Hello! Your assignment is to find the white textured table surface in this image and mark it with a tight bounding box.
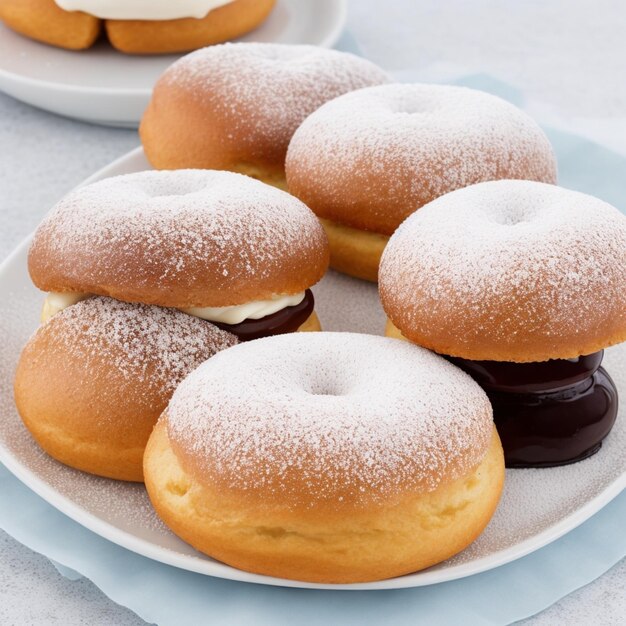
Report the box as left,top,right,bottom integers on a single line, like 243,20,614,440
0,0,624,623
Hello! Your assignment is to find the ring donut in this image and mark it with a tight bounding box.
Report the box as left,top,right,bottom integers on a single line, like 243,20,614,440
28,169,329,340
144,332,504,583
286,83,557,281
380,180,626,467
380,180,626,362
140,43,389,188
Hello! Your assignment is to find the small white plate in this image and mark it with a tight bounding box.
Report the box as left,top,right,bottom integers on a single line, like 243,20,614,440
0,0,347,127
0,147,625,591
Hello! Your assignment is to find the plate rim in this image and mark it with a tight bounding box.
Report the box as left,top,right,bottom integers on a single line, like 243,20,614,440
0,145,624,591
0,0,348,98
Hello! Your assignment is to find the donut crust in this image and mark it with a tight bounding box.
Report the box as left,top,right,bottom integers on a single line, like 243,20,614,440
0,0,275,53
14,304,319,482
28,170,330,309
140,44,389,179
386,309,626,363
379,181,626,362
286,84,557,238
145,420,504,583
297,311,321,333
0,0,100,50
13,298,238,482
320,218,389,283
106,0,276,54
385,318,406,341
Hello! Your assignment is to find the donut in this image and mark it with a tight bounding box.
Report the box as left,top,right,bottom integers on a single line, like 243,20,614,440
105,0,276,54
0,0,276,53
29,169,329,340
14,297,237,481
380,180,626,467
140,43,390,188
286,83,558,281
0,0,99,50
144,332,505,583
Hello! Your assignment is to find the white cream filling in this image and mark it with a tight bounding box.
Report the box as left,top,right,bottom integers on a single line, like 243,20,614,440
182,293,305,325
41,292,90,322
53,0,234,21
41,291,305,326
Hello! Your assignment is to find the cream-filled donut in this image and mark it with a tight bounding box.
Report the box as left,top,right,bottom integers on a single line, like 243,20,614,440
14,297,237,481
144,332,505,583
140,43,390,188
380,180,626,467
0,0,276,53
29,169,329,340
286,83,557,281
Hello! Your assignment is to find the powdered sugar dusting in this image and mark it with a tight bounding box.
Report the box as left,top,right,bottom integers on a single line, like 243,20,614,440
29,169,327,306
161,42,389,153
167,332,493,508
36,296,237,406
286,83,557,234
380,180,626,359
0,258,625,581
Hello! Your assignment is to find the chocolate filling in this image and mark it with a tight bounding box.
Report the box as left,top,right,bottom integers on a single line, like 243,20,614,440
212,290,315,341
447,351,618,468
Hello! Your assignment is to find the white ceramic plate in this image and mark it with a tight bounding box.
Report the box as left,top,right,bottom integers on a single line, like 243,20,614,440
0,147,625,591
0,0,347,127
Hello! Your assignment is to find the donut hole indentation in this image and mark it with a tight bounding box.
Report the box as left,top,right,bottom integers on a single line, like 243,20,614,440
488,203,537,226
308,389,343,397
305,380,347,397
388,98,435,116
139,179,210,199
147,188,205,199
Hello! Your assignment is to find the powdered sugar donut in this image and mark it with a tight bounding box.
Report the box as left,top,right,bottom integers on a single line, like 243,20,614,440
286,83,557,281
144,332,504,583
380,180,626,362
380,180,626,468
140,43,389,188
14,297,237,482
29,169,329,340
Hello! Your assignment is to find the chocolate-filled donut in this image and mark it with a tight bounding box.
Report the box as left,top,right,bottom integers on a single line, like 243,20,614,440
214,290,315,341
447,352,618,467
17,169,329,482
381,180,626,467
30,169,329,337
